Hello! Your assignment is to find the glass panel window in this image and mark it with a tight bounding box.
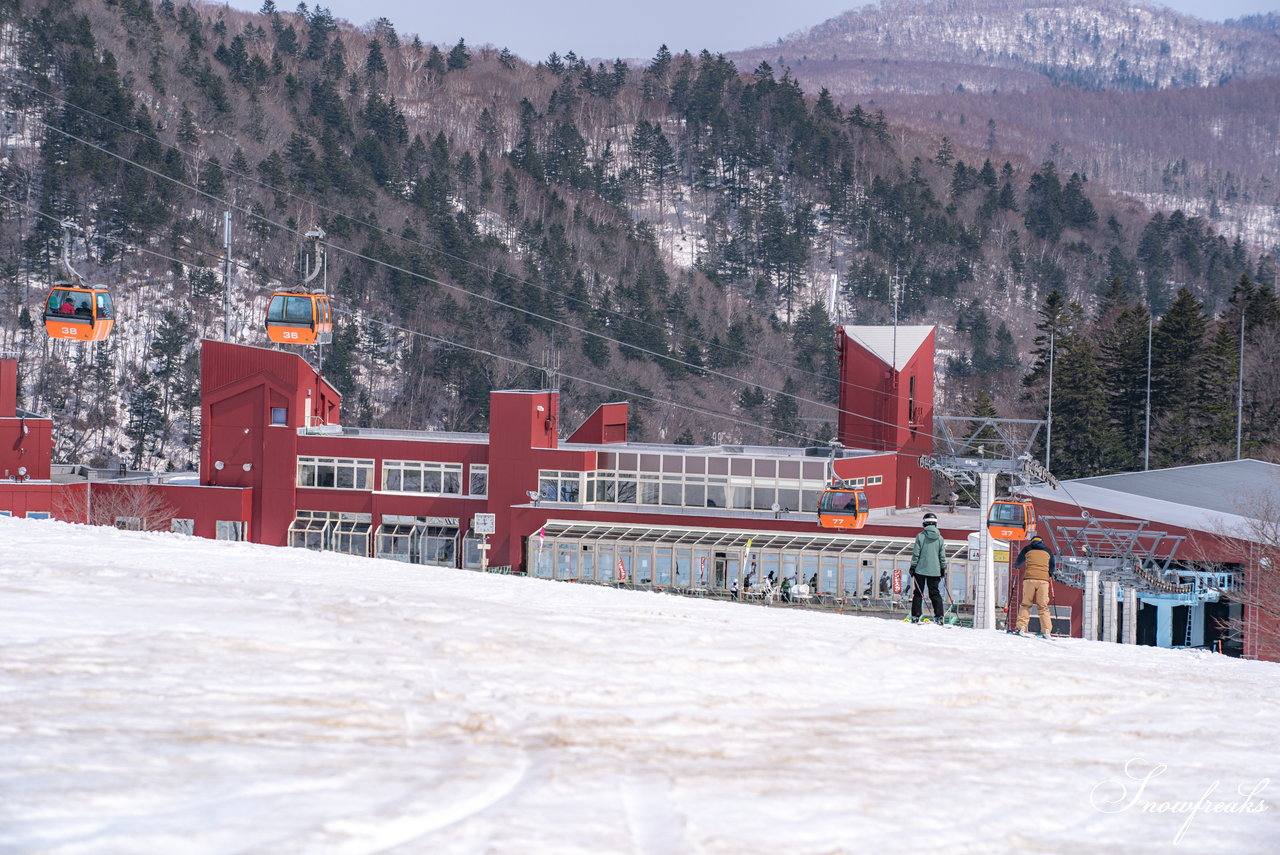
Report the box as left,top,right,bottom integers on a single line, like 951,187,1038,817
558,473,579,503
655,551,672,586
537,470,582,503
469,464,488,496
674,550,692,586
382,461,463,495
299,457,373,491
216,520,244,541
556,544,578,580
171,518,195,535
271,407,288,425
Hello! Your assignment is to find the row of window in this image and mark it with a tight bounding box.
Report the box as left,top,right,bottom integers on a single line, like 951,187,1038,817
294,457,883,514
0,512,245,540
529,539,986,602
839,475,884,488
297,457,488,496
286,509,484,567
595,451,830,481
169,519,243,540
544,469,846,513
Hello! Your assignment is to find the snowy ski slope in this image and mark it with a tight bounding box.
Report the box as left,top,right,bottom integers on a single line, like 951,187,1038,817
1,517,1276,854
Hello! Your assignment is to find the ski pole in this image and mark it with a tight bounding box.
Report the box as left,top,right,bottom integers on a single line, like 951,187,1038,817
942,577,956,624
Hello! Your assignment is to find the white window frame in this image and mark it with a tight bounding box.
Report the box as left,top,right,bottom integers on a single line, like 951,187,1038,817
469,464,488,497
297,456,374,490
381,460,463,495
26,511,51,520
539,470,583,503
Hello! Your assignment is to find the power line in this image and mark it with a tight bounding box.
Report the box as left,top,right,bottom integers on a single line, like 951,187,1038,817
12,109,944,448
3,71,908,405
2,189,925,454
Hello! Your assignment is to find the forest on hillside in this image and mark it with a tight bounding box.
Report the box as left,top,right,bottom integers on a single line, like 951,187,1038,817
0,0,1277,485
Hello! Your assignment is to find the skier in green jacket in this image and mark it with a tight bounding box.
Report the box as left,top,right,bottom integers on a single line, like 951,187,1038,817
909,512,948,623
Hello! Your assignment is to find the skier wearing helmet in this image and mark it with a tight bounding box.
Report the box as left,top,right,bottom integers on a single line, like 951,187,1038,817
908,512,947,623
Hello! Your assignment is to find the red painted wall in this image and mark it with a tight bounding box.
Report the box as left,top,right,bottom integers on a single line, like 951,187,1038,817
567,402,628,444
0,416,52,483
834,328,934,508
200,340,339,545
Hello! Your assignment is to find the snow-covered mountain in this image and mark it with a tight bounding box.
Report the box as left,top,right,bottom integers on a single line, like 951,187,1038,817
736,0,1280,91
2,516,1277,853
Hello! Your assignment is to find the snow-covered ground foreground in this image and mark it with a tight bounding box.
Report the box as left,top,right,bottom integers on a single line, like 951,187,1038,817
1,518,1276,854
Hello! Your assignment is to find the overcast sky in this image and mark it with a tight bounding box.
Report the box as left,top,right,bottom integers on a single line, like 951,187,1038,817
234,1,1280,62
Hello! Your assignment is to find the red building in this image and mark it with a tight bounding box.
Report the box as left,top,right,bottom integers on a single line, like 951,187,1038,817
1024,463,1280,661
2,326,975,600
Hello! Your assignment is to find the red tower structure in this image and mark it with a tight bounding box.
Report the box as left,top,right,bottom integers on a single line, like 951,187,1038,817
833,326,934,508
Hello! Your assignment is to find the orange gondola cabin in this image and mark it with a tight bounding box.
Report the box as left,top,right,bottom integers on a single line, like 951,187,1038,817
265,292,333,345
817,487,869,530
987,499,1037,541
43,285,114,342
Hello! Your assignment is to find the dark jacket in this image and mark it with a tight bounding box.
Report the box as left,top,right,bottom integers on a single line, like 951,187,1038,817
910,525,947,577
1015,540,1056,581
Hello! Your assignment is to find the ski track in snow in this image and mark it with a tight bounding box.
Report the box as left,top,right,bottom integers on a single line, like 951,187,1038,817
1,517,1278,854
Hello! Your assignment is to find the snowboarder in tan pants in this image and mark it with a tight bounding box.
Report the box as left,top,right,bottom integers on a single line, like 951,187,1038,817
1014,535,1056,637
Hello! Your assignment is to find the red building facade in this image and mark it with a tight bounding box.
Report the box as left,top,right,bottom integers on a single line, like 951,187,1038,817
1,328,985,625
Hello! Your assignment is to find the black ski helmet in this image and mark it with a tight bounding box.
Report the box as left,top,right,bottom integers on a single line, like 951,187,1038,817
922,512,938,527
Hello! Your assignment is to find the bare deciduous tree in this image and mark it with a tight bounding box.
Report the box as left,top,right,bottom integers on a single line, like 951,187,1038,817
54,483,179,532
1214,485,1280,661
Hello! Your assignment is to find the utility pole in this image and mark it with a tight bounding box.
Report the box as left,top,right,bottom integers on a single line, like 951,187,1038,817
1044,332,1054,471
919,415,1050,631
223,210,233,342
1144,314,1153,471
1236,303,1245,459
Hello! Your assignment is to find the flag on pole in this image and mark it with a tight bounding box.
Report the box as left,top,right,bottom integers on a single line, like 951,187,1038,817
617,557,626,581
538,526,545,546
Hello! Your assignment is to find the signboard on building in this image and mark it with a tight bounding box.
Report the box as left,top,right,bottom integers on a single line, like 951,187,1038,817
473,513,496,534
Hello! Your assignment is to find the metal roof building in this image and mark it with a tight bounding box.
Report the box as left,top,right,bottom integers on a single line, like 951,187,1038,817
1024,460,1280,661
